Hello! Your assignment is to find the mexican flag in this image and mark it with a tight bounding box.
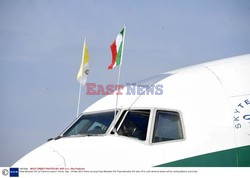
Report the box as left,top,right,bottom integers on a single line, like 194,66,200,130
108,27,125,70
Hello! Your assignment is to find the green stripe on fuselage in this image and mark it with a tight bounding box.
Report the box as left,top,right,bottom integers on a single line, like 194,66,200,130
155,145,250,167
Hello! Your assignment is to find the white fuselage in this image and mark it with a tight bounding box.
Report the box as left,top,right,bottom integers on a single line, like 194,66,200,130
14,54,250,167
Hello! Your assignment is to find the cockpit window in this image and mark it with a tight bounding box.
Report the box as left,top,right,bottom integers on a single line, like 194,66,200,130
117,110,150,141
63,111,115,136
153,111,183,143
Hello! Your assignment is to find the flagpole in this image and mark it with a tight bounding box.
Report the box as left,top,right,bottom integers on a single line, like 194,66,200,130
114,25,126,120
76,37,86,117
76,82,82,116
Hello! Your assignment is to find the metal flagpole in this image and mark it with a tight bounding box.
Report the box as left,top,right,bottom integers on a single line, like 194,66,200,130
76,82,82,117
114,25,126,120
76,37,86,117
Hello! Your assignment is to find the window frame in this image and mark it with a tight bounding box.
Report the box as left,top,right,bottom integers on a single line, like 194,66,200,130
111,108,154,143
149,108,185,145
59,109,121,137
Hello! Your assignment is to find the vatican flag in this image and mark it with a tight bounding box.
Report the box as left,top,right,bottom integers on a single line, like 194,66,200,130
77,38,89,86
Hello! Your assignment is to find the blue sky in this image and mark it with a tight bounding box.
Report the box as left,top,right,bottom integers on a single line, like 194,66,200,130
0,0,250,166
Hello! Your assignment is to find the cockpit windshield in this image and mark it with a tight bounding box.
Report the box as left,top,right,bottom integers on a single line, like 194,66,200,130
63,111,115,136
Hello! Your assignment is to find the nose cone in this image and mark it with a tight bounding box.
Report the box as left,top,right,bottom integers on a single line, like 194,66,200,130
13,135,155,168
13,144,65,167
44,136,146,168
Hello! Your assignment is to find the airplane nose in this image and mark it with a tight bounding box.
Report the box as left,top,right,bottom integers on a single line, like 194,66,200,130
13,145,65,167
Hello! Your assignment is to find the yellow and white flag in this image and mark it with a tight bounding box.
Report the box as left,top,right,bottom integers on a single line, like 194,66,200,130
77,39,89,86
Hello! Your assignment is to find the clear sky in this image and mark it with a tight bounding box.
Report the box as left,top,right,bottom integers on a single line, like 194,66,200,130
0,0,250,166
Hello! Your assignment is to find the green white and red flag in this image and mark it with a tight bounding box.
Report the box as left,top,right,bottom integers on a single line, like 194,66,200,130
108,27,125,70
